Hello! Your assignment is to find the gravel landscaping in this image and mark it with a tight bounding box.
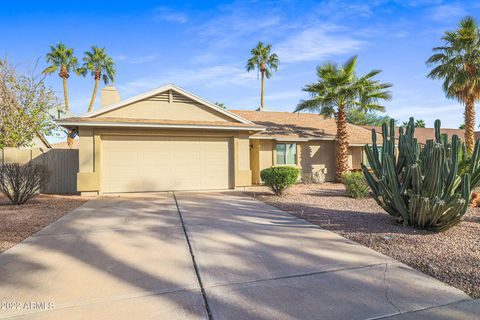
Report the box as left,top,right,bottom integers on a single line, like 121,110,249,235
247,183,480,298
0,194,89,253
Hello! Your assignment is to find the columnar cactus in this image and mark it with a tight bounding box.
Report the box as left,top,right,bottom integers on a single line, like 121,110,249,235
362,118,480,232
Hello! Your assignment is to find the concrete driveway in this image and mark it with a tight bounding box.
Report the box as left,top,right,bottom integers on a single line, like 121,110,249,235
0,192,478,319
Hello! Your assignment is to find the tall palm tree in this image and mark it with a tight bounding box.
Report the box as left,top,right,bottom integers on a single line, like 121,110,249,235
295,56,392,181
42,43,78,112
246,42,279,111
79,46,116,112
427,16,480,153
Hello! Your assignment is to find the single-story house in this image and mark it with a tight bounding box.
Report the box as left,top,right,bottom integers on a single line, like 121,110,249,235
58,84,378,195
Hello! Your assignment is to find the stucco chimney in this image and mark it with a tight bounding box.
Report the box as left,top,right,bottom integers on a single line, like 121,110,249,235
100,86,121,107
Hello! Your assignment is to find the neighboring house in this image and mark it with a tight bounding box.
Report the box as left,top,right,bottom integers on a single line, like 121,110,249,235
363,126,478,145
51,140,80,149
57,84,378,195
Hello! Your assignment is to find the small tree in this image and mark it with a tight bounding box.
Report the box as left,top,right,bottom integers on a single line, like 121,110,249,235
0,59,58,148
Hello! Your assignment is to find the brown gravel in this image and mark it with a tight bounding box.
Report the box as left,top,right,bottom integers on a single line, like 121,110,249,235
247,184,480,298
0,194,89,253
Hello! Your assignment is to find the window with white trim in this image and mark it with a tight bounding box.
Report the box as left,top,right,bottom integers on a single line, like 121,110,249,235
276,143,297,165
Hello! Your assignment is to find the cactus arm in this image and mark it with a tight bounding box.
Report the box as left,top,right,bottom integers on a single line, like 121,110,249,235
434,119,441,143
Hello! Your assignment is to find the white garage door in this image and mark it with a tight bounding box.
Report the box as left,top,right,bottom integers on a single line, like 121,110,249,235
101,135,231,193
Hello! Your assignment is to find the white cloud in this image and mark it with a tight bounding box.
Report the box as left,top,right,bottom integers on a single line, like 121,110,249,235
115,54,159,64
191,1,288,48
129,54,158,64
118,65,257,96
394,31,409,38
277,24,363,63
428,4,466,22
195,15,282,48
314,1,375,18
191,52,218,64
396,0,443,7
153,7,188,24
115,55,128,61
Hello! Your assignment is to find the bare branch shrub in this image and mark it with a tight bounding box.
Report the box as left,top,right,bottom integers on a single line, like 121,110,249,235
0,163,50,205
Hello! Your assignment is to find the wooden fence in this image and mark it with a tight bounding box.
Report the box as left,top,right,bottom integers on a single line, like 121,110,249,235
0,148,79,194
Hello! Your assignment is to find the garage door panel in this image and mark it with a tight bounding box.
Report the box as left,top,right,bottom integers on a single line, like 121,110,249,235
174,151,201,164
101,135,231,192
140,151,172,166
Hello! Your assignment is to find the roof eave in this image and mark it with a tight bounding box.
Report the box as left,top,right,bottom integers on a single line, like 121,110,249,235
56,120,265,132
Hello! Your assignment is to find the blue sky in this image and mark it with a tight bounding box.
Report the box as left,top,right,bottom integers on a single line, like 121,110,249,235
2,0,480,141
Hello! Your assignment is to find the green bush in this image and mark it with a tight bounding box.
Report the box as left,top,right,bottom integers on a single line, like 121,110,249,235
343,171,369,198
260,166,300,196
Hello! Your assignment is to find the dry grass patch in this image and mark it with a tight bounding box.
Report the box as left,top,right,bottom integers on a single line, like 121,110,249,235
247,183,480,298
0,194,89,253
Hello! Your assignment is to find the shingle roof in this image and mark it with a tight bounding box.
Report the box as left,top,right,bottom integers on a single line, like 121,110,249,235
230,110,379,144
363,126,470,145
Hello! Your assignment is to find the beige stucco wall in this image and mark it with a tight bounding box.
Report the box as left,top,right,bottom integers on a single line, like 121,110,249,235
251,140,335,183
77,127,251,194
95,93,235,122
348,146,364,170
300,141,336,182
250,139,365,183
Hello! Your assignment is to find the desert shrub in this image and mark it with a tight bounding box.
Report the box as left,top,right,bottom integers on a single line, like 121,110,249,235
343,171,369,198
0,163,50,205
261,166,300,196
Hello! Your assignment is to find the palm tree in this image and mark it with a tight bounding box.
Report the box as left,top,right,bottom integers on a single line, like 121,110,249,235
295,56,392,181
42,43,78,112
427,16,480,153
246,42,279,111
79,46,116,112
